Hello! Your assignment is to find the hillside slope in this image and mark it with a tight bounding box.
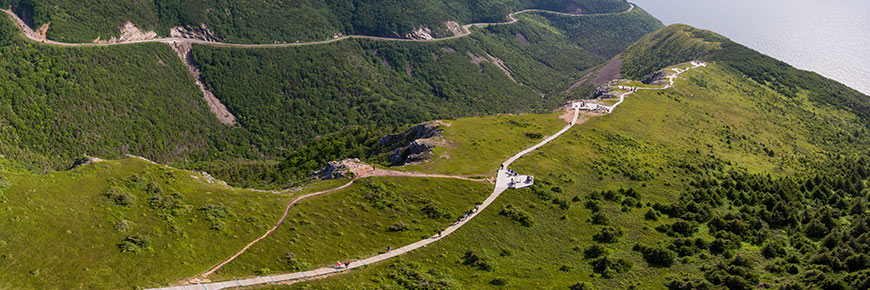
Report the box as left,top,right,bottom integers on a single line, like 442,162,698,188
0,16,258,171
257,26,870,290
0,6,660,186
2,0,630,43
187,8,661,187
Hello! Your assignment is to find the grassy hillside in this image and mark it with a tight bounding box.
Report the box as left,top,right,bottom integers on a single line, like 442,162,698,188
621,24,870,124
0,156,491,289
208,177,491,281
250,37,870,289
0,157,290,289
2,0,630,43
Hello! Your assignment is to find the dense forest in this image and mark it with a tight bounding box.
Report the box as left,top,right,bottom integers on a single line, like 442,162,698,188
2,0,630,43
0,17,259,171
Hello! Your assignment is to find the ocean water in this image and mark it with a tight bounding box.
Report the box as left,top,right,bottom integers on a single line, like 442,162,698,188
631,0,870,95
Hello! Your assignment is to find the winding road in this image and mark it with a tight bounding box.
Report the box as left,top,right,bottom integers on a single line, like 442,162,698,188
606,61,706,113
2,4,633,48
150,106,582,290
145,62,705,289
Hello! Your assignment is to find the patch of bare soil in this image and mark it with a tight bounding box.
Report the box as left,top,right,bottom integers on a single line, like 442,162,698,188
35,22,49,39
467,51,518,83
169,42,237,125
515,33,530,44
592,58,623,86
566,58,622,94
92,21,158,44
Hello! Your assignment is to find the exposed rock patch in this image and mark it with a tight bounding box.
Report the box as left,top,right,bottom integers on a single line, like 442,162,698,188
404,26,433,40
444,21,463,36
171,24,220,42
379,122,447,166
69,156,103,170
313,158,371,179
170,42,237,125
643,70,668,85
467,51,518,83
92,22,158,44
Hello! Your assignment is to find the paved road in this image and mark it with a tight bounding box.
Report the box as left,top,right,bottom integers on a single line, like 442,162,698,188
606,61,706,113
146,61,703,290
3,4,633,48
198,169,484,279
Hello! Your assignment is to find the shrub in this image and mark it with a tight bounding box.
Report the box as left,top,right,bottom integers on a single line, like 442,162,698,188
644,209,660,221
254,268,272,275
761,241,787,259
118,235,150,253
490,277,508,286
553,197,570,210
500,204,533,227
591,212,609,225
590,255,632,278
103,187,135,206
585,200,602,212
421,201,450,220
283,253,311,271
388,221,410,232
525,132,543,139
462,250,494,271
584,244,609,259
634,244,677,267
569,282,591,290
593,227,624,243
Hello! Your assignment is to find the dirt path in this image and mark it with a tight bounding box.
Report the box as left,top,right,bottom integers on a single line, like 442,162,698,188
149,105,580,290
2,4,634,48
192,168,482,282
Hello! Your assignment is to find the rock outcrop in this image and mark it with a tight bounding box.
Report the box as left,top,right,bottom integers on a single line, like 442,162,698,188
404,26,433,40
171,24,220,42
642,70,666,85
379,122,445,166
313,158,370,179
92,22,158,44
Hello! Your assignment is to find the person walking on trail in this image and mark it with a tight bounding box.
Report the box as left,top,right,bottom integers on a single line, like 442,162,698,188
344,261,351,268
337,261,342,268
387,246,392,252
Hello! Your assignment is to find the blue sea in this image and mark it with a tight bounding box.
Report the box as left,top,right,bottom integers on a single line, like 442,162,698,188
631,0,870,95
